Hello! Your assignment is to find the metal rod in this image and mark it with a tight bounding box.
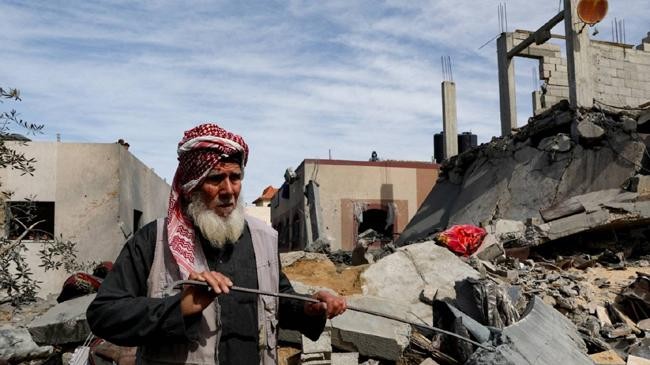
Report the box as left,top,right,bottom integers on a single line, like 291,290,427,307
170,280,495,351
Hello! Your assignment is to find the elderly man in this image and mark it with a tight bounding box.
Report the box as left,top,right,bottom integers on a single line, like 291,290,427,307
87,123,346,364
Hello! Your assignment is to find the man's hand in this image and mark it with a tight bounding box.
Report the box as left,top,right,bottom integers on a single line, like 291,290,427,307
180,271,232,316
304,290,347,319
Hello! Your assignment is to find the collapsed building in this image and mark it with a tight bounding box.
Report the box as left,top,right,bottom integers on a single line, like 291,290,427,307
4,2,650,365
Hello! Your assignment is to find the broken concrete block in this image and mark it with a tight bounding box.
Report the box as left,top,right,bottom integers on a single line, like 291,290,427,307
626,175,650,196
629,338,650,360
301,352,330,364
28,294,95,345
281,251,330,268
473,233,505,262
538,133,572,152
590,350,625,365
281,295,412,361
0,326,53,362
596,306,613,327
363,242,478,303
621,116,638,133
329,295,411,361
330,352,359,365
638,318,650,331
418,359,441,365
302,330,332,354
574,120,605,143
628,355,650,365
466,296,592,365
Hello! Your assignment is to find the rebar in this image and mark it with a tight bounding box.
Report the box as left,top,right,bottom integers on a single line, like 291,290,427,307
169,279,496,351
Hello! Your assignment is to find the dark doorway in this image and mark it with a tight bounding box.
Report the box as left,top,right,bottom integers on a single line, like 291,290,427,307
357,208,393,237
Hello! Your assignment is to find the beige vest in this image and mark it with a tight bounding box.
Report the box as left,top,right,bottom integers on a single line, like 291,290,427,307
138,216,280,365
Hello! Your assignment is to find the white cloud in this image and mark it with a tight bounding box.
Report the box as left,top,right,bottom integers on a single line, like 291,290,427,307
0,0,648,201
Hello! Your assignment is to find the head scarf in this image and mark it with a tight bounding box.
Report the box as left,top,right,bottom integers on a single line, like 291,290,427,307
167,123,248,278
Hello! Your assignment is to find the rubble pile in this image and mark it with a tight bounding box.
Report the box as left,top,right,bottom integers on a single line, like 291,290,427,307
398,102,650,245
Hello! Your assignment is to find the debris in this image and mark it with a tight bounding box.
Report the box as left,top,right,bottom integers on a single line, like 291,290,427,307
0,326,53,362
301,330,332,364
574,119,606,144
361,241,479,322
329,295,411,361
330,352,359,365
28,294,95,345
597,306,613,327
397,108,648,245
628,355,650,365
466,296,593,365
590,350,625,365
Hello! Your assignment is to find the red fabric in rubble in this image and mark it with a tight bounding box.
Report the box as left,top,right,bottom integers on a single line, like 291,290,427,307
437,224,487,257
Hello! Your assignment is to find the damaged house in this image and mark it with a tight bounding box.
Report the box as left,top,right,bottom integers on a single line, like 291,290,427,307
271,158,438,251
0,140,170,296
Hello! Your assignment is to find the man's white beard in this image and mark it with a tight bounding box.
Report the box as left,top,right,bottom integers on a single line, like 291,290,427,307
187,193,246,249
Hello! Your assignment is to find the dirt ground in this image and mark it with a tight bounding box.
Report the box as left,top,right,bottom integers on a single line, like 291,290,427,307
580,265,650,305
282,258,366,296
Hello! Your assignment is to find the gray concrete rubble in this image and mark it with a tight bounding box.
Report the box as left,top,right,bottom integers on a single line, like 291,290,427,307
280,289,412,361
280,279,411,361
27,294,95,345
397,106,650,245
466,296,593,365
0,326,53,362
361,241,479,322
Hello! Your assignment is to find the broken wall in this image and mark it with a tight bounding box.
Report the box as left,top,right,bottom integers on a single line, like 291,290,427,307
397,104,649,245
512,30,650,112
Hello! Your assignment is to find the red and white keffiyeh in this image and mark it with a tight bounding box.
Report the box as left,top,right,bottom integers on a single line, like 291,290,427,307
167,123,248,278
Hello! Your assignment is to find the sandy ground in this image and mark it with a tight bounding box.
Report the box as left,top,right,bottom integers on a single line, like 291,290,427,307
282,258,366,296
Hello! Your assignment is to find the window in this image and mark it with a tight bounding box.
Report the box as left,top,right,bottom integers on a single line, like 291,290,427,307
7,201,55,240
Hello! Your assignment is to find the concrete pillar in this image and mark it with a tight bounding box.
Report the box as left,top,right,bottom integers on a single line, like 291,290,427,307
497,34,517,136
532,90,542,115
564,0,593,108
441,81,458,159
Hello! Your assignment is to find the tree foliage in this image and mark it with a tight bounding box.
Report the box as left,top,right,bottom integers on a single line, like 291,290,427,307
0,86,82,306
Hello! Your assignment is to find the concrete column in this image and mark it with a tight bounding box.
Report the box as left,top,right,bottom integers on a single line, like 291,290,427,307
532,90,542,115
497,33,517,136
441,81,458,159
564,0,593,108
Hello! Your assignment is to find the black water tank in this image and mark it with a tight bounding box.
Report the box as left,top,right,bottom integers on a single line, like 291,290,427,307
433,132,444,163
457,132,477,154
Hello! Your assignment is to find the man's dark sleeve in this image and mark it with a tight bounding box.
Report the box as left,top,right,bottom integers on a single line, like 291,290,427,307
277,266,326,341
86,222,200,346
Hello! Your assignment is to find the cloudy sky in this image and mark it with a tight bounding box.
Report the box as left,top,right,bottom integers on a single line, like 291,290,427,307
1,0,648,201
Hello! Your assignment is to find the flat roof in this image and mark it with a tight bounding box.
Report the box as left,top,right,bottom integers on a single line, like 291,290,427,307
300,158,440,170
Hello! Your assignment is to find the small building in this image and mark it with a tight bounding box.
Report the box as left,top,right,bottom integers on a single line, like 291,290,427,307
271,159,438,252
245,186,277,225
0,141,170,296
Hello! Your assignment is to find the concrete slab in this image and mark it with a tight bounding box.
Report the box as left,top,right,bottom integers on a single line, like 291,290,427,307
302,330,332,354
28,294,95,345
330,295,412,361
466,296,592,365
330,352,359,365
363,242,478,302
280,294,412,361
0,326,53,362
